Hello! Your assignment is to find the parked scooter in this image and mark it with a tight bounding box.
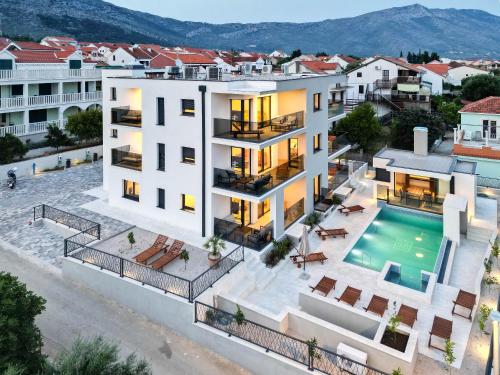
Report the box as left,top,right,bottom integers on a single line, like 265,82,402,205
7,168,17,189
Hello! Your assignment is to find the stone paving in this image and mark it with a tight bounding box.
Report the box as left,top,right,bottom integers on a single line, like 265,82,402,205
0,161,132,266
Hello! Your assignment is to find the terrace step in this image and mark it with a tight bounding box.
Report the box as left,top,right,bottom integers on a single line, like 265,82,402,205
467,225,493,242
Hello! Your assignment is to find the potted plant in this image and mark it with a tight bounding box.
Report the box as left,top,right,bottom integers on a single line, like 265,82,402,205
381,309,409,353
127,231,135,249
443,338,455,375
204,235,225,266
306,337,321,370
479,304,493,335
180,249,189,270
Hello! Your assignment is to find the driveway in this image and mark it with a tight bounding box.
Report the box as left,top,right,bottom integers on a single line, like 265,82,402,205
0,242,250,375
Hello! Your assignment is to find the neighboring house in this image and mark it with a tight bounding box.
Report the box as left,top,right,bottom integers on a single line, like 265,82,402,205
40,36,78,51
108,47,157,67
0,47,102,141
283,61,342,75
326,54,358,69
412,63,448,95
103,69,352,248
453,96,500,179
268,50,288,65
446,62,489,86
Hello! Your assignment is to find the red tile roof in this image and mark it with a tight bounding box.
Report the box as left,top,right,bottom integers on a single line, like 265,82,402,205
128,47,156,60
14,41,60,51
339,54,358,64
460,96,500,115
150,53,177,68
163,52,216,65
412,63,449,76
54,50,77,59
10,50,62,63
300,61,339,74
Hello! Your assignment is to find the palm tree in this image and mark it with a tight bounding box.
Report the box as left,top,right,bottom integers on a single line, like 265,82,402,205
204,235,226,261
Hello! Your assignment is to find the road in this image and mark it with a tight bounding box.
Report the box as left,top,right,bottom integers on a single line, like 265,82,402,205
0,244,250,375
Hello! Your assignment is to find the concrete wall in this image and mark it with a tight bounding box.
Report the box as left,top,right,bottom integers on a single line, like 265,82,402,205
0,145,102,180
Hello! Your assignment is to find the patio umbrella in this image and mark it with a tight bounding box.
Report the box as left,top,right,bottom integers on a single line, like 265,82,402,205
298,225,310,280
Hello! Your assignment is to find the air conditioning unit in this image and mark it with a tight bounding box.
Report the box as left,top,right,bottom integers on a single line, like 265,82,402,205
243,62,253,75
262,65,272,74
184,67,196,79
207,67,220,80
375,66,381,70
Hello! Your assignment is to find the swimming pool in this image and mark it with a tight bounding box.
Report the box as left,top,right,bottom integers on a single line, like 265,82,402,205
344,206,443,291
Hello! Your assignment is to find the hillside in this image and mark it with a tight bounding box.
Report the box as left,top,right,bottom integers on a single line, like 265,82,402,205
0,1,499,58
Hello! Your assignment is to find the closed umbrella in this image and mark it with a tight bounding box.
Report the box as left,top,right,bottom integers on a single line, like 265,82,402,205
299,225,310,280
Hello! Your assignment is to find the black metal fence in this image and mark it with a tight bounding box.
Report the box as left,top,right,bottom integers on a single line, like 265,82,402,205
195,301,388,375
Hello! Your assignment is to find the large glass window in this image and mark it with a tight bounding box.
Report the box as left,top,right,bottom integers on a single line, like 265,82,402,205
313,175,321,203
157,143,165,171
231,198,250,225
181,194,195,212
123,180,140,201
256,96,271,125
230,99,251,132
181,99,195,116
258,146,272,172
258,198,270,218
231,147,250,175
157,97,165,125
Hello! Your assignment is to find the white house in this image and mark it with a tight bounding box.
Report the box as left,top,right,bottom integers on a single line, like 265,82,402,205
446,63,489,86
326,54,358,69
102,68,352,250
108,47,156,67
412,64,448,95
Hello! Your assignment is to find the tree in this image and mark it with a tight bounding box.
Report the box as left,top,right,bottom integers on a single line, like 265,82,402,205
462,75,500,101
180,249,189,270
290,49,302,59
306,338,321,370
315,51,328,57
0,134,28,165
45,123,72,151
344,60,362,72
0,272,46,374
127,232,135,249
50,336,152,374
443,339,456,375
437,101,462,127
334,103,380,151
390,109,444,151
478,304,493,335
203,235,226,257
491,240,500,265
234,305,245,326
65,109,103,144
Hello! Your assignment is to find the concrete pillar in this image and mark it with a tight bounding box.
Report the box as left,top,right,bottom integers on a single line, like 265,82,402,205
486,130,490,146
22,83,28,106
453,128,458,144
23,110,29,134
58,107,64,129
270,190,285,239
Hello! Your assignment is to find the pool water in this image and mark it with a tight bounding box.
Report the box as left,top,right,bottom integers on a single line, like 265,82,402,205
344,207,443,291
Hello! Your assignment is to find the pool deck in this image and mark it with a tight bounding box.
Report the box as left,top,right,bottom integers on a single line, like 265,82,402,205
229,178,496,368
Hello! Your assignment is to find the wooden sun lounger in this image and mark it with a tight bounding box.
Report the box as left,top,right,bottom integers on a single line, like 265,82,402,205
309,276,337,296
428,315,453,351
452,289,477,320
397,304,418,328
150,240,185,270
315,225,348,240
338,204,365,216
363,295,389,317
290,252,328,268
335,286,362,307
133,234,169,264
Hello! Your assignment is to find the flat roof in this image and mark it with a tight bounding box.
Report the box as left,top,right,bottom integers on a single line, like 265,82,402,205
375,148,475,175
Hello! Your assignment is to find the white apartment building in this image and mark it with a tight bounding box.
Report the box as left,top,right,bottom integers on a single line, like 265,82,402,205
102,69,349,250
0,49,102,140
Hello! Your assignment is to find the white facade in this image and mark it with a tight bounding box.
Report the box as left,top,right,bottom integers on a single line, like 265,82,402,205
0,50,102,139
418,67,444,95
446,66,489,86
102,71,339,249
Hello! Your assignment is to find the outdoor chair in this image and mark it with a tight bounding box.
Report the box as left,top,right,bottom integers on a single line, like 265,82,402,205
290,252,328,268
133,234,169,264
246,227,272,248
338,204,365,216
452,289,477,320
397,304,418,328
315,226,348,240
245,174,272,192
363,295,389,317
335,286,362,307
309,276,337,296
217,170,239,186
428,315,453,351
150,240,184,270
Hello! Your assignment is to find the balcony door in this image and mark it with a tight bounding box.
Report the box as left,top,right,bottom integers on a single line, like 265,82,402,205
231,147,250,176
313,174,321,204
231,198,250,226
256,96,271,126
288,138,299,168
230,99,251,133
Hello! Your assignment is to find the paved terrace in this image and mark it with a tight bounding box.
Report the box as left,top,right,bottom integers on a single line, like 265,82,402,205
0,161,132,266
229,179,495,368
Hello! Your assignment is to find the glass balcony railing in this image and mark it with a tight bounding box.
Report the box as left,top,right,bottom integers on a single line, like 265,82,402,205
214,218,274,250
328,101,344,118
213,155,305,196
376,186,443,214
284,198,305,229
328,132,350,156
111,146,142,171
213,111,304,143
111,106,142,127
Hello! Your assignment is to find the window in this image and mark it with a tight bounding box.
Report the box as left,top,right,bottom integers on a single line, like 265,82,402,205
111,129,118,138
258,146,272,172
313,93,321,112
358,85,364,94
181,194,195,212
356,72,362,78
123,180,140,201
69,60,82,70
157,188,165,209
375,168,391,182
313,175,321,203
313,134,321,153
258,199,270,218
96,81,102,91
181,99,195,116
156,97,165,125
11,85,23,96
110,87,117,101
0,59,13,70
181,147,195,164
157,143,165,171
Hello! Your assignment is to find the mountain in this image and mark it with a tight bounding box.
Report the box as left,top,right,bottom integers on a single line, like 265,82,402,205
0,1,499,58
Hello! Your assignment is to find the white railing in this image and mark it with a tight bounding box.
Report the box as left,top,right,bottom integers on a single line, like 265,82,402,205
0,119,68,137
0,92,102,110
0,69,102,81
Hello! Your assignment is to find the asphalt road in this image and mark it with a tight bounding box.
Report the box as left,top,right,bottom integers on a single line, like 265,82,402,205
0,244,250,375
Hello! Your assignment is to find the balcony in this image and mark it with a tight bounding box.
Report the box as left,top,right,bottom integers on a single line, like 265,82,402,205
376,186,443,215
214,218,273,250
213,111,304,143
0,119,67,137
0,92,102,111
328,133,350,156
111,146,142,171
214,155,305,196
111,107,142,128
284,198,305,229
0,69,102,81
328,101,344,119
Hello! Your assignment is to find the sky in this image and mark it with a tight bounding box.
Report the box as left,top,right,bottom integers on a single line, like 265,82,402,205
106,0,500,23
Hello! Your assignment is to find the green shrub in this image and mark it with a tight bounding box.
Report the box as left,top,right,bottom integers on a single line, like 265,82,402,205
264,237,292,267
304,212,321,227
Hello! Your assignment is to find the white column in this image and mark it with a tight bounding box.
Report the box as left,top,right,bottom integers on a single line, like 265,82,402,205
270,190,285,239
453,128,458,144
58,107,64,129
23,83,28,107
23,110,29,134
486,129,490,146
